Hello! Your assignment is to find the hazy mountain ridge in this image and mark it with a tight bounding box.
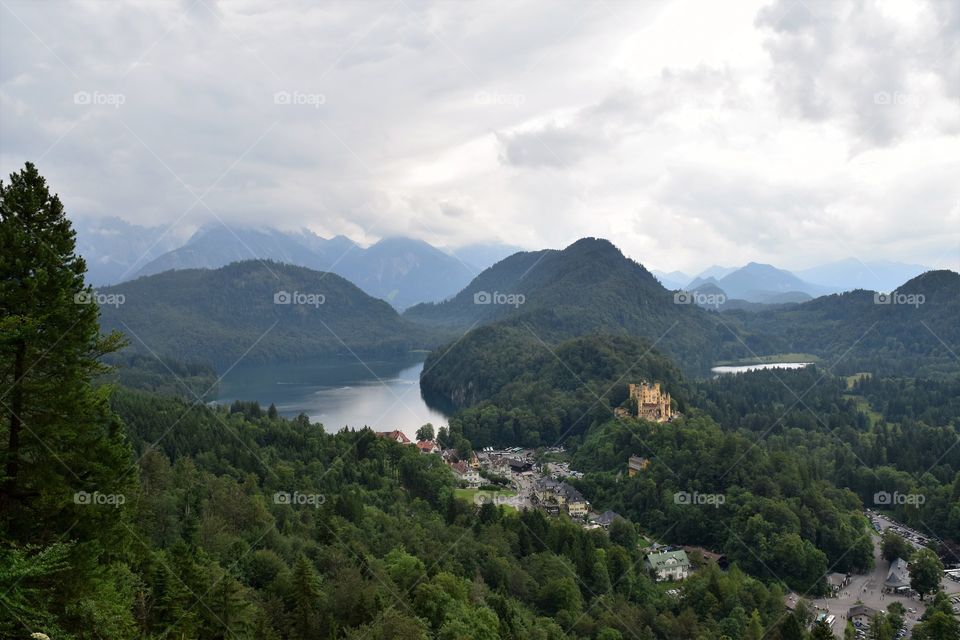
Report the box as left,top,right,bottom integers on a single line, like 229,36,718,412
794,258,929,293
652,259,933,304
73,216,185,286
708,262,830,302
78,221,518,309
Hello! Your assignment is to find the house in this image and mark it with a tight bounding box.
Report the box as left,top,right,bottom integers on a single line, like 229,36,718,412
847,604,878,626
826,572,850,594
508,458,533,474
557,483,588,517
644,550,691,581
884,557,910,592
534,477,562,503
450,461,482,488
627,455,649,476
533,478,588,517
416,440,439,454
470,451,481,469
377,430,412,444
592,511,622,528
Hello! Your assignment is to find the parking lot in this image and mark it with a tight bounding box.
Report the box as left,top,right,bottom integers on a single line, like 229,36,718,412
789,512,959,638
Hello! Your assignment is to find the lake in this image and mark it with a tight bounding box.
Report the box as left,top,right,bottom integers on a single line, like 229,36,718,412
216,355,450,440
711,362,813,375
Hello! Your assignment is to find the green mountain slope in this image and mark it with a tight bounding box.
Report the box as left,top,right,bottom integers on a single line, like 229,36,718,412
97,260,435,368
410,238,745,382
726,269,960,376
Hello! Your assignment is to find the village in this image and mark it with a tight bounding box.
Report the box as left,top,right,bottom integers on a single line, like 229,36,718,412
374,381,700,584
377,424,703,585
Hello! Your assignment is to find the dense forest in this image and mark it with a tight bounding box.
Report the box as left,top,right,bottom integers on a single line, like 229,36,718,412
428,332,690,444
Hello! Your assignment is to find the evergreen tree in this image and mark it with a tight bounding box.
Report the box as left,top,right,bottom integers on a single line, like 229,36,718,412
744,609,764,640
290,555,323,638
0,162,135,637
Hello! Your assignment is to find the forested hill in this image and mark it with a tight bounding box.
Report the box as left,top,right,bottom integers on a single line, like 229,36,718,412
97,260,439,368
428,333,690,444
724,269,960,377
403,247,558,328
408,238,747,376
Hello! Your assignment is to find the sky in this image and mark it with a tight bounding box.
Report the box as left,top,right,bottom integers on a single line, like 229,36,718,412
1,0,958,274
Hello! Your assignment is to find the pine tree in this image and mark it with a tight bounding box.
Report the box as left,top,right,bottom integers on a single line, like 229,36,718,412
0,162,135,636
744,610,764,640
290,555,323,638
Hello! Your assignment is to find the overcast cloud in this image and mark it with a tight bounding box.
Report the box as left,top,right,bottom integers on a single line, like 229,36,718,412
1,0,958,273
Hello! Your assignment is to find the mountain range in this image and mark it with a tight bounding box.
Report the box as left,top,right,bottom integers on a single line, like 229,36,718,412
73,217,186,286
654,259,930,305
92,234,959,397
75,219,519,310
78,217,932,311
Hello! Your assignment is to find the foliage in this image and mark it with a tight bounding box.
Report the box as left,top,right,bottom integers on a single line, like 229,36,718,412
909,548,944,600
434,333,689,446
880,531,913,563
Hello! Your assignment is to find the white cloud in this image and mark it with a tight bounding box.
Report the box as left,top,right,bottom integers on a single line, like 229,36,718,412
0,0,957,272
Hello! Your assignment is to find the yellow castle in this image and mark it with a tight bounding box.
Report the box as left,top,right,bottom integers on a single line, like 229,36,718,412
628,381,674,423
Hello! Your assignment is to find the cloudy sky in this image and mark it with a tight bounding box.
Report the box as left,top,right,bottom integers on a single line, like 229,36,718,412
1,0,958,273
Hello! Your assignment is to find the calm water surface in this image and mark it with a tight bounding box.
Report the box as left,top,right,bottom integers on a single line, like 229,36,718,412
217,356,449,440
